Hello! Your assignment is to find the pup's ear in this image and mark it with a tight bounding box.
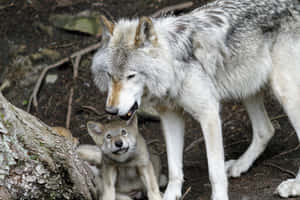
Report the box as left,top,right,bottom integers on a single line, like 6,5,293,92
135,17,158,48
87,121,104,144
99,15,114,46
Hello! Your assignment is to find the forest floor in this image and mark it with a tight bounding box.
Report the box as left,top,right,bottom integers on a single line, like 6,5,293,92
0,0,299,199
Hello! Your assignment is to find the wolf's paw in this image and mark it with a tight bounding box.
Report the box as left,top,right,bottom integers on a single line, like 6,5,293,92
275,179,300,198
225,159,249,178
163,181,182,200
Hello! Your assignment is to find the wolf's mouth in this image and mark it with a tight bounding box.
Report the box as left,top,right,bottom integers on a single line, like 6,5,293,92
120,102,139,120
112,147,129,154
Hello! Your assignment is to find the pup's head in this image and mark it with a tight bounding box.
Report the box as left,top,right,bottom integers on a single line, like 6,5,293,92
87,116,138,162
92,16,173,120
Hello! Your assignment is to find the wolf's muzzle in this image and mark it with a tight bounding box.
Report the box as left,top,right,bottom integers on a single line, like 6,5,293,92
105,106,118,115
120,102,139,120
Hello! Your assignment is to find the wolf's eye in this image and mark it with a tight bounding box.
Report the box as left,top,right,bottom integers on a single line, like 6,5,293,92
127,74,135,80
121,129,127,136
106,72,112,78
106,134,112,139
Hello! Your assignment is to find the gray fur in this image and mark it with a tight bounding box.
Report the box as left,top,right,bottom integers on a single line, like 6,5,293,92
92,0,300,99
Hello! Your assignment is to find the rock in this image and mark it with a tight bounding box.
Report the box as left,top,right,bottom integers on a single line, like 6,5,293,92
31,48,60,62
49,13,103,37
30,52,44,61
40,48,60,61
45,74,58,84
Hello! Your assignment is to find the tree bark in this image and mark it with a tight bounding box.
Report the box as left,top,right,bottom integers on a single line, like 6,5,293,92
0,92,97,200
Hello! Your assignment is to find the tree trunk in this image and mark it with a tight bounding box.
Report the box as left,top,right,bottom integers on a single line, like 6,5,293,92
0,92,97,200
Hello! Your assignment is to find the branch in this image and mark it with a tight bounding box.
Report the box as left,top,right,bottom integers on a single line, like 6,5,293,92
263,162,296,177
151,2,194,18
184,137,204,152
27,42,101,112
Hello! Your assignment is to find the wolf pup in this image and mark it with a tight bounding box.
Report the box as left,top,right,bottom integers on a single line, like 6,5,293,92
91,0,300,199
86,116,163,200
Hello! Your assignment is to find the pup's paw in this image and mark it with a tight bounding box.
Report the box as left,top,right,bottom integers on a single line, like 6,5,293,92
163,181,182,200
225,159,249,178
275,178,300,198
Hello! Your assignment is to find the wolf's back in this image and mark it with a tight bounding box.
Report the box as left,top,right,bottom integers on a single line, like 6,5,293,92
193,0,300,33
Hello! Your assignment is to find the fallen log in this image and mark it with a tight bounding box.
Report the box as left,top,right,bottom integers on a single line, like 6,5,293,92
0,92,96,200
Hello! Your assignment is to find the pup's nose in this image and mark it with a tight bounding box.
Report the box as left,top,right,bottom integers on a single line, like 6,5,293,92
105,106,118,115
115,140,123,148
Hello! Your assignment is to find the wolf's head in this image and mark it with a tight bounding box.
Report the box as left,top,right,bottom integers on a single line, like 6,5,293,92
92,16,175,120
87,116,138,162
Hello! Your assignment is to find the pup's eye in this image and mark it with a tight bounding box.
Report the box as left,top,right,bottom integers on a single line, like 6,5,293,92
121,129,127,136
106,134,112,139
127,74,135,80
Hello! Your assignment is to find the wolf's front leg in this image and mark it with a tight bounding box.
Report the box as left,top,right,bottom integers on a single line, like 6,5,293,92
198,104,228,200
159,111,185,200
101,165,117,200
138,163,162,200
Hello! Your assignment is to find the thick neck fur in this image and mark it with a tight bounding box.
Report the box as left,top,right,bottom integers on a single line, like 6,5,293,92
149,10,231,101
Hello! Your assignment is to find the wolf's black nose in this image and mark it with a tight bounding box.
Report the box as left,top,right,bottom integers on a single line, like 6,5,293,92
105,106,118,115
115,140,123,148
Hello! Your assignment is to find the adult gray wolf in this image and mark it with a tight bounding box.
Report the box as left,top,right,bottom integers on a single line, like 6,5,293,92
79,117,164,200
91,0,300,199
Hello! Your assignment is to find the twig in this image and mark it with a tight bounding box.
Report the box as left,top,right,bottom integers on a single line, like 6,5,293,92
184,137,204,152
0,80,10,92
66,55,82,129
271,114,287,121
66,88,74,129
263,162,296,177
147,139,161,146
81,105,106,116
27,42,101,112
0,3,14,10
72,55,81,79
184,160,202,167
180,186,192,200
283,131,295,142
151,1,194,18
224,139,249,149
270,144,300,160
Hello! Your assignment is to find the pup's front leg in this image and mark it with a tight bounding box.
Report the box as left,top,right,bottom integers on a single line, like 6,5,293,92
102,165,117,200
138,163,162,200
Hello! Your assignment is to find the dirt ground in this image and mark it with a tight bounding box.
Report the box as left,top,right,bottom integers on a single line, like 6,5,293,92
1,0,299,200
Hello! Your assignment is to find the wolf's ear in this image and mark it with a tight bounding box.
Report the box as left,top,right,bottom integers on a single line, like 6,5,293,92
99,15,114,46
87,121,104,143
100,15,114,35
135,17,158,48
